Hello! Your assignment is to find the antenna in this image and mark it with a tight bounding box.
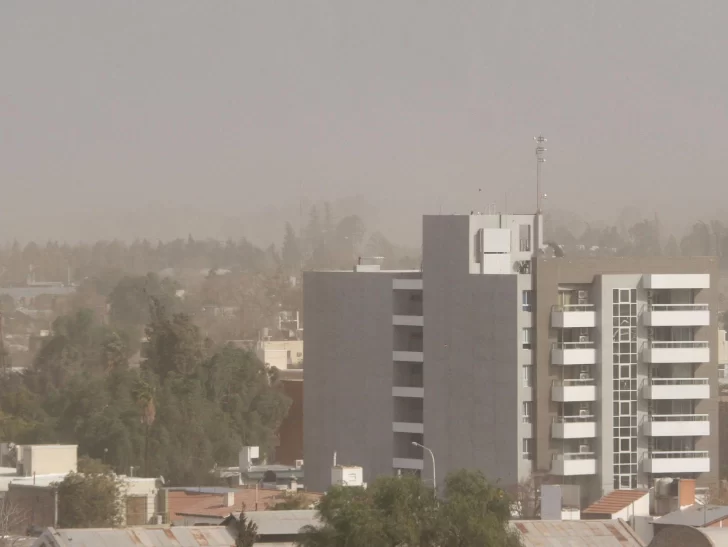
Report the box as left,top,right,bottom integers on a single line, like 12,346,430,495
534,135,547,213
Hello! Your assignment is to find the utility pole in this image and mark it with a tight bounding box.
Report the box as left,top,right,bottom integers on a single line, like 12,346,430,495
534,135,547,213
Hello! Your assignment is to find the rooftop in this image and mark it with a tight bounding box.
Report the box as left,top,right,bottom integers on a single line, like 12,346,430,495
583,490,649,516
224,510,319,536
34,526,236,547
654,503,728,527
168,487,321,521
511,519,645,547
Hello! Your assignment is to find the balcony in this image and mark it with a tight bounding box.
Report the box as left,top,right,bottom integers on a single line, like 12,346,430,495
551,379,597,402
393,315,424,327
551,304,596,328
644,414,710,437
644,451,710,474
643,304,710,327
552,342,596,365
392,387,424,398
393,351,423,362
393,279,423,290
551,453,597,476
552,416,597,439
643,341,710,364
644,378,710,400
643,274,710,290
393,422,424,434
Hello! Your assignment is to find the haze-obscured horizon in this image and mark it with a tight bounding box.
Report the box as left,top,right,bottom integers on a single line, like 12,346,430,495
3,1,727,246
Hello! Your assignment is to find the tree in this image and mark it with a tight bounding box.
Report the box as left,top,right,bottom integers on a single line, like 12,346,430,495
235,507,259,547
297,471,521,547
55,470,124,528
282,223,302,273
108,273,177,327
0,499,29,542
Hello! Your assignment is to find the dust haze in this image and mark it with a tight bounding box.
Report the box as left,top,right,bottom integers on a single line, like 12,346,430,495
2,1,727,246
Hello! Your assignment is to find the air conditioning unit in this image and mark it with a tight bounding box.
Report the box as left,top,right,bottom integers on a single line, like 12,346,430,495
579,408,589,417
578,290,587,299
578,298,587,305
295,459,304,469
579,372,588,380
579,335,588,343
579,444,590,453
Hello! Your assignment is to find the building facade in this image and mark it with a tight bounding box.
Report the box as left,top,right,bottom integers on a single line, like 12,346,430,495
303,213,718,504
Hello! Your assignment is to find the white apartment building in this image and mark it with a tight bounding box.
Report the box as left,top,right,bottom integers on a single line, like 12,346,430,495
303,213,718,506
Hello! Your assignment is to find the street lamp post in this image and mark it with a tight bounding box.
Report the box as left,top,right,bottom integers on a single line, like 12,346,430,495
411,442,436,491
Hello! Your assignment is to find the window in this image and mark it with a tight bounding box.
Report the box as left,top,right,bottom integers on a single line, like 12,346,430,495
522,439,533,460
522,290,533,311
523,365,533,388
522,402,532,424
522,328,533,349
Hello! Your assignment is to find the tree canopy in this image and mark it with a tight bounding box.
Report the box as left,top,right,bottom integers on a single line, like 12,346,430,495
54,468,124,528
297,470,522,547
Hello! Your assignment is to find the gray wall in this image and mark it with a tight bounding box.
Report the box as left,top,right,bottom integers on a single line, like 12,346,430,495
422,216,520,488
303,271,396,492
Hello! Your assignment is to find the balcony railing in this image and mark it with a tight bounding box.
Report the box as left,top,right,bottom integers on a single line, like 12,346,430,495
552,304,595,312
649,303,709,312
554,415,595,423
553,341,594,350
555,452,595,461
650,377,709,386
650,414,709,422
649,450,709,459
553,379,596,387
650,340,709,349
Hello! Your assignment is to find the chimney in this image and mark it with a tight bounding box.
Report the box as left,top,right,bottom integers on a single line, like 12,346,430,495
678,479,696,509
223,491,235,507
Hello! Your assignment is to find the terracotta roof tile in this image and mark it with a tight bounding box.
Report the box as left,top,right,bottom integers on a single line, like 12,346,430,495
583,490,648,516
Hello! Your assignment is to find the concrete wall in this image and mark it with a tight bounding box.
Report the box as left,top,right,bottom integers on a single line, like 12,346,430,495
303,271,396,492
422,216,520,488
123,478,158,525
5,484,55,533
21,445,77,477
276,379,303,466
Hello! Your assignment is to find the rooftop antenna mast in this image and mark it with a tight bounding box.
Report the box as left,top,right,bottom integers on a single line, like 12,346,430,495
534,135,547,213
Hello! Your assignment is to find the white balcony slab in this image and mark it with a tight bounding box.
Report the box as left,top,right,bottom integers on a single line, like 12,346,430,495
551,308,596,328
393,422,424,434
644,452,710,473
393,315,424,327
393,351,424,362
551,456,596,476
393,458,424,470
392,387,424,398
644,417,710,437
552,346,596,365
393,279,423,290
644,343,709,364
644,308,710,327
551,383,597,402
643,274,710,289
552,420,597,439
644,379,710,400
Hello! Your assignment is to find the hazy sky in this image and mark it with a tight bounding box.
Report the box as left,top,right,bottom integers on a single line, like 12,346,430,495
2,1,727,244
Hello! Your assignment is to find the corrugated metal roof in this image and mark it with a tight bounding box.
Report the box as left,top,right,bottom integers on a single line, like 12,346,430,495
238,510,319,536
36,526,237,547
655,504,728,527
511,519,645,547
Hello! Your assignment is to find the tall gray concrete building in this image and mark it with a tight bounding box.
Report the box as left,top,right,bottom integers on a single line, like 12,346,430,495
303,213,718,505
